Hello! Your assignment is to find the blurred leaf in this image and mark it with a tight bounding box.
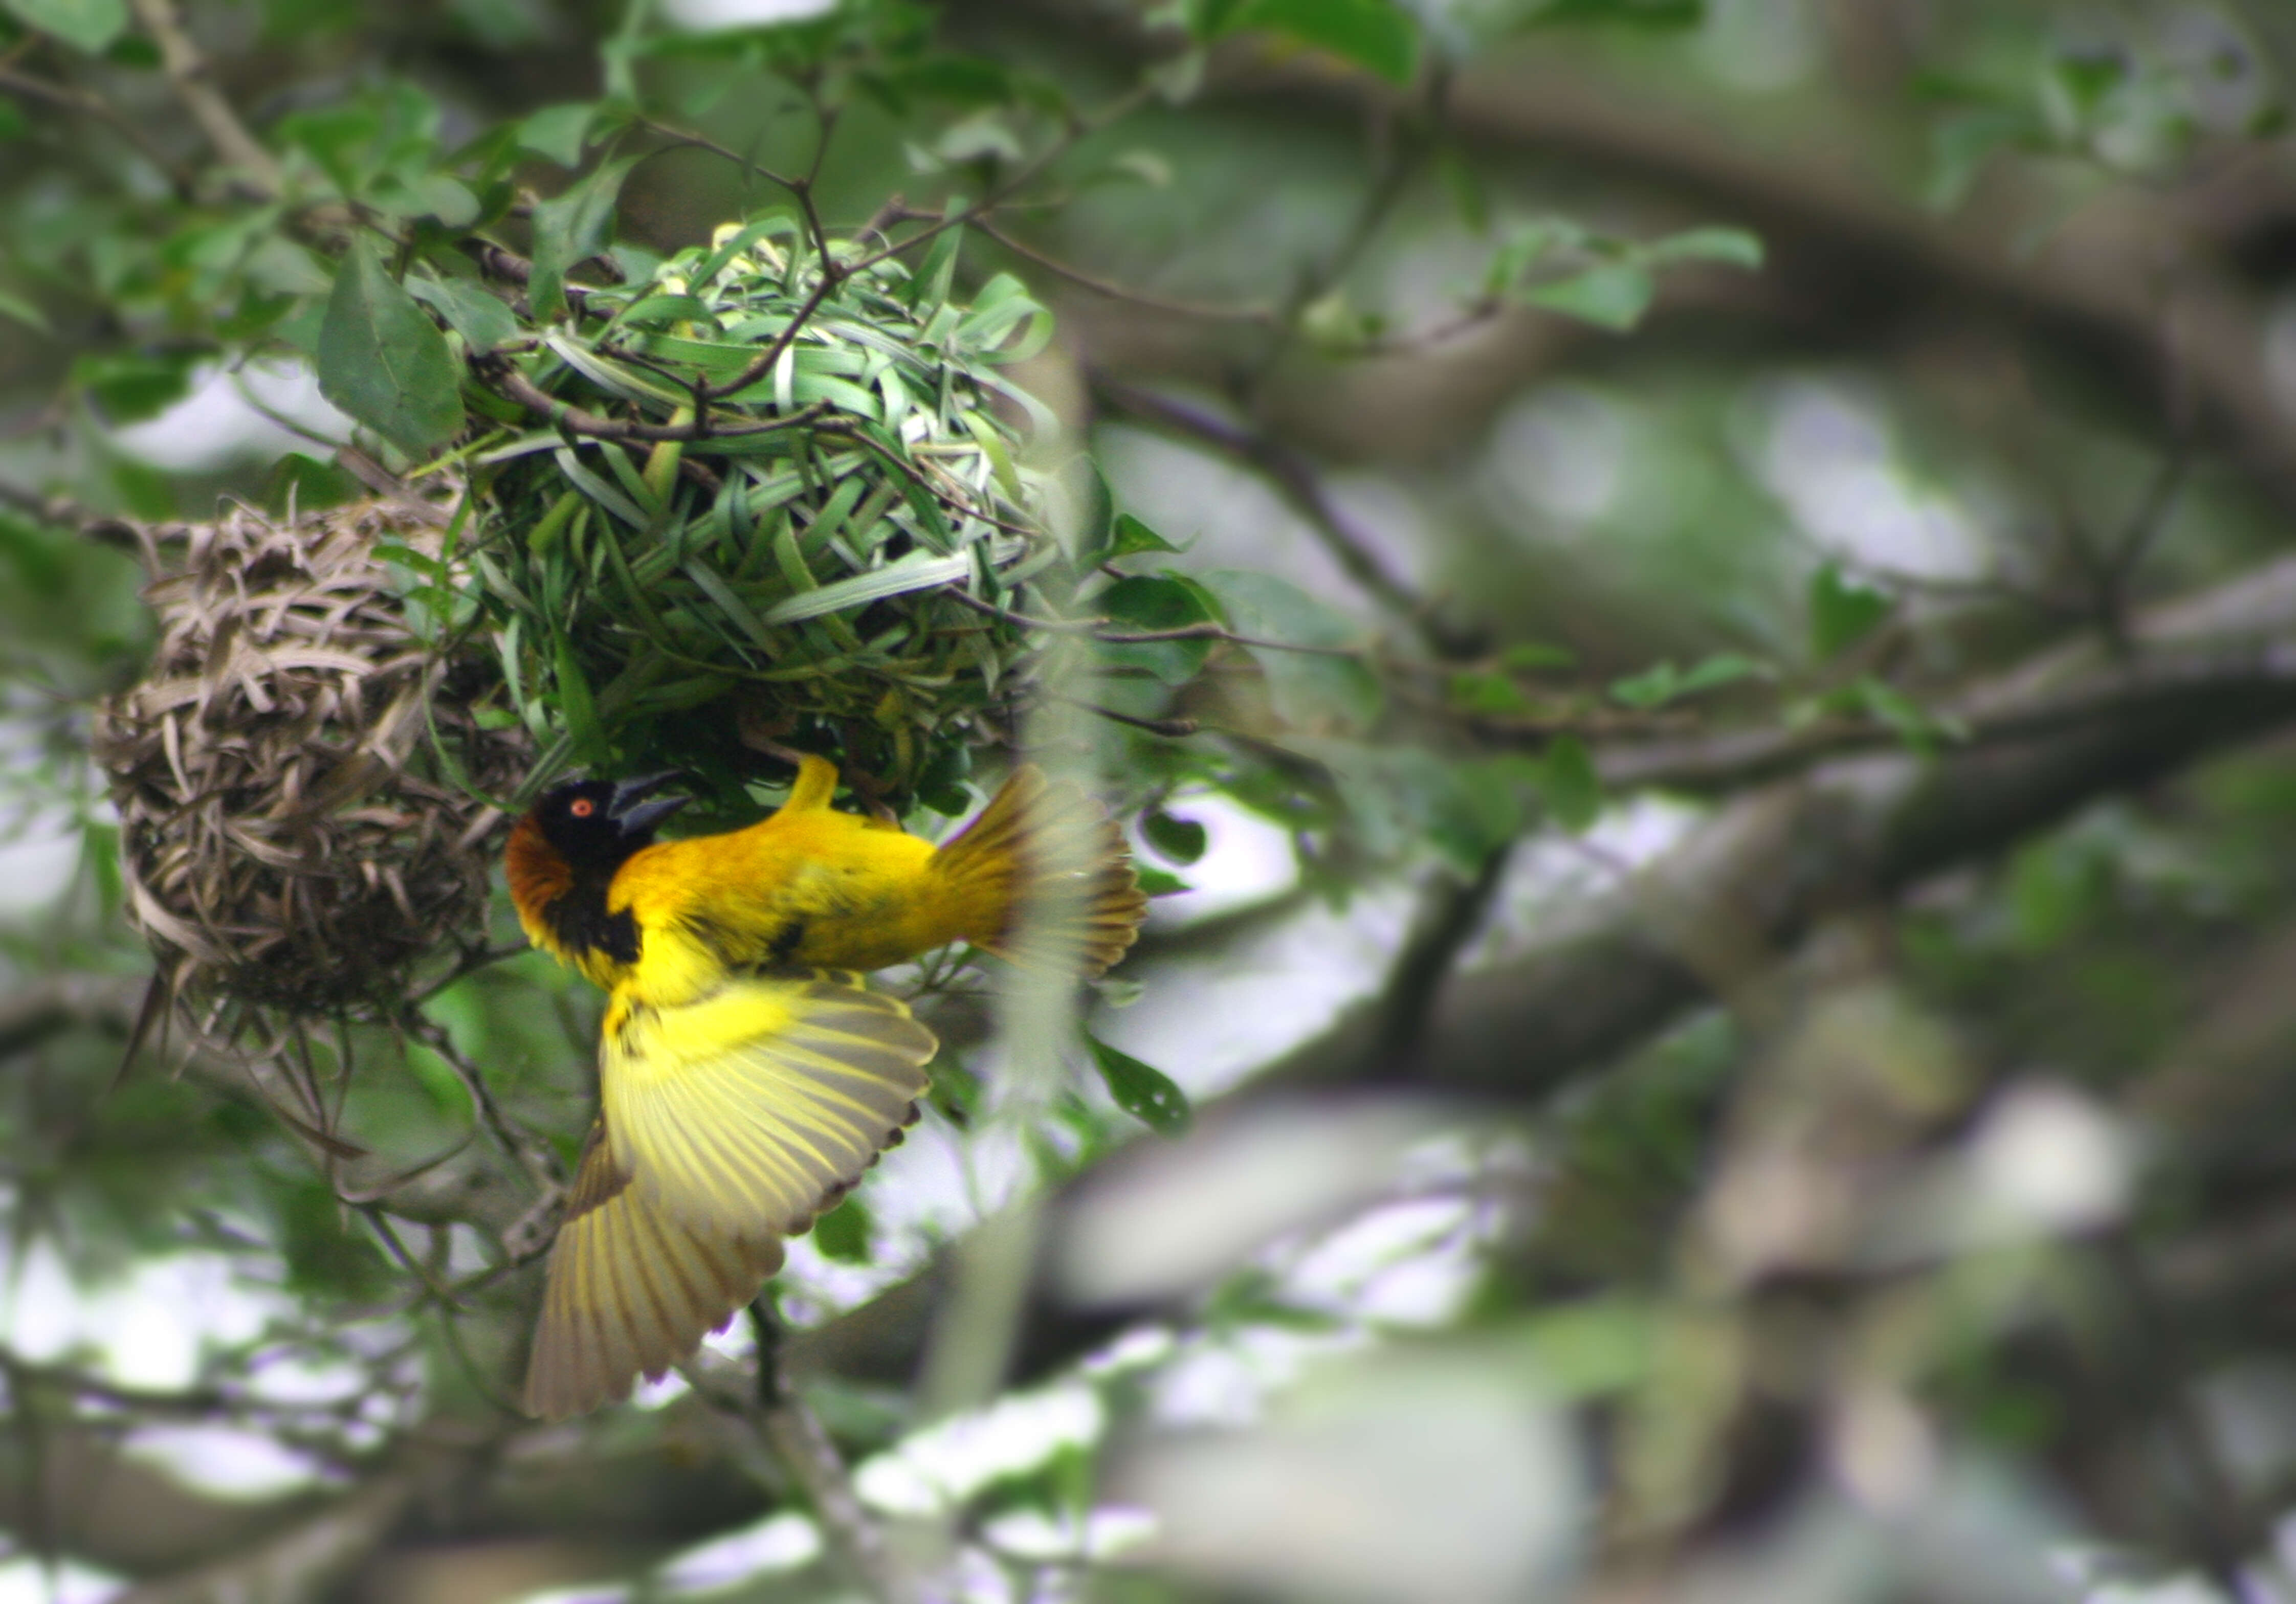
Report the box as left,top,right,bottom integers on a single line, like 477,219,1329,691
1136,866,1192,896
1927,107,2037,208
1097,572,1221,686
1852,675,1965,754
262,452,361,513
1520,0,1702,26
1808,564,1892,659
1296,740,1516,867
1609,653,1767,709
518,102,597,166
277,1176,390,1299
317,238,464,454
74,350,195,423
1199,569,1383,732
1143,809,1208,865
1537,734,1602,832
0,286,46,330
1523,261,1654,331
812,1195,873,1263
1108,512,1181,558
1087,1032,1191,1135
529,152,638,322
1503,641,1577,671
1450,670,1531,716
2008,836,2112,953
1645,226,1763,269
1219,0,1419,85
407,274,519,352
3,0,124,53
1439,143,1489,234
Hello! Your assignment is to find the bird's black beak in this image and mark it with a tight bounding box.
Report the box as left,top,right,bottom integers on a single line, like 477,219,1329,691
607,771,691,837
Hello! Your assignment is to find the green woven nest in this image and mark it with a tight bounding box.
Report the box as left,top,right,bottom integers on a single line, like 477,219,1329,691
472,218,1061,812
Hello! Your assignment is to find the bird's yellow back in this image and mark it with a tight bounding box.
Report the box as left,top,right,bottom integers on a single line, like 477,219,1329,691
605,756,953,1002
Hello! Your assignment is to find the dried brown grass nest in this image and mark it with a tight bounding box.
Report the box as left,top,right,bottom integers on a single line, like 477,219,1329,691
95,499,528,1016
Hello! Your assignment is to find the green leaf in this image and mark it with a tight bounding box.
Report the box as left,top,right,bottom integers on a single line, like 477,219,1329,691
317,238,464,455
1198,569,1382,731
518,102,598,167
1852,676,1965,755
529,153,638,322
1610,653,1765,708
1809,564,1892,660
1096,572,1221,686
812,1195,873,1263
1502,641,1577,671
1926,107,2035,209
758,550,973,626
0,288,41,332
1449,670,1531,716
3,0,125,53
1108,512,1181,558
1087,1033,1191,1136
1523,261,1655,331
1520,0,1702,28
407,274,519,352
1143,809,1208,865
1438,143,1488,234
1135,867,1192,897
262,452,361,514
1291,740,1514,868
1538,734,1602,832
1222,0,1419,86
553,637,607,765
74,350,195,423
1644,226,1764,270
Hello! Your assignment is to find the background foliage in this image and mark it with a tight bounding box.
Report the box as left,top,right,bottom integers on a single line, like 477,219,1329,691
9,0,2296,1600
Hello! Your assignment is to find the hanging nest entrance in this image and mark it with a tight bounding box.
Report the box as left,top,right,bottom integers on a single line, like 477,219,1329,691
95,499,528,1017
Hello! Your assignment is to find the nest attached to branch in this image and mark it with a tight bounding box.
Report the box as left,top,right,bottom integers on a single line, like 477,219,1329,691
95,499,528,1017
472,217,1061,812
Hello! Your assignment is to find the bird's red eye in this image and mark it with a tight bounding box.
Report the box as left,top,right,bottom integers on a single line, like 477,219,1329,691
568,798,595,818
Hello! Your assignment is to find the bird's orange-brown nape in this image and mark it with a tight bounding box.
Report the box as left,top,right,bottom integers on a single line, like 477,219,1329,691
504,812,574,933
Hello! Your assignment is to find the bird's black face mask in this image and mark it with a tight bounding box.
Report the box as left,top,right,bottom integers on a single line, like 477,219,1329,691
533,773,692,873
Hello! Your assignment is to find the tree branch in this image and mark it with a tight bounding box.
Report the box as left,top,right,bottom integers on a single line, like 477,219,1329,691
125,0,283,195
1090,375,1482,657
772,550,2296,1395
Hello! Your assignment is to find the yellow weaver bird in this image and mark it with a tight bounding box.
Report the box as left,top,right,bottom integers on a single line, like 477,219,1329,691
503,755,1146,1418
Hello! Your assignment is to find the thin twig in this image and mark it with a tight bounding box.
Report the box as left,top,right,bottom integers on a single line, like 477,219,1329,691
938,584,1367,654
1047,695,1199,738
967,216,1274,323
740,1301,908,1602
1091,376,1481,657
694,85,1152,407
125,0,284,194
399,1009,563,1196
0,65,193,193
473,357,832,443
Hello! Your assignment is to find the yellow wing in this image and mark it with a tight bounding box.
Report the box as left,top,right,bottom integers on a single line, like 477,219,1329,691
601,970,936,1238
523,1126,786,1420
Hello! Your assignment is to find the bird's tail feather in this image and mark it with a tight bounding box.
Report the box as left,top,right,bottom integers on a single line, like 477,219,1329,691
933,766,1147,979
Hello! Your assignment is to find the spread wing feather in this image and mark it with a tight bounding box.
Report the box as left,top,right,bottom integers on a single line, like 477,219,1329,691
524,973,934,1419
523,1127,786,1420
602,971,936,1239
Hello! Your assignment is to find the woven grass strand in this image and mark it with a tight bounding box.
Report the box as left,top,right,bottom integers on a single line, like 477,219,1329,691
95,499,527,1016
473,219,1056,807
